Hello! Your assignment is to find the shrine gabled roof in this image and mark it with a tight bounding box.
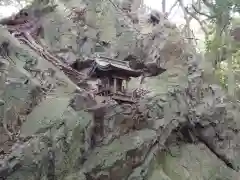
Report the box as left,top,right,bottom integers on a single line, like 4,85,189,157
94,57,143,77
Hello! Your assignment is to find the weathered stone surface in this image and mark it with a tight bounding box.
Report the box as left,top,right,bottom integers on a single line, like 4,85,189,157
20,95,72,137
1,0,240,180
82,129,157,180
63,171,86,180
3,106,93,180
158,143,240,180
149,168,172,180
127,144,159,180
0,23,91,179
70,92,96,111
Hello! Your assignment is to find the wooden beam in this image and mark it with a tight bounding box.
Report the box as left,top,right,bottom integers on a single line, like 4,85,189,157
112,75,129,80
113,78,117,93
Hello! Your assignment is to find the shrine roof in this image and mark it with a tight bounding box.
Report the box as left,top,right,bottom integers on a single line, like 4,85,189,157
94,57,143,77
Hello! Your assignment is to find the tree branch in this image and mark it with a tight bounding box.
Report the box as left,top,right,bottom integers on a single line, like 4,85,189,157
202,0,214,9
166,0,179,17
185,7,208,36
192,4,215,19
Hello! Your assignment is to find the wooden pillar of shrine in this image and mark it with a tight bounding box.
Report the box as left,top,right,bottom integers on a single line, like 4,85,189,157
113,78,117,93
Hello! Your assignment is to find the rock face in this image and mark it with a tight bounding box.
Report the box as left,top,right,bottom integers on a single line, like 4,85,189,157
1,0,240,180
151,142,240,180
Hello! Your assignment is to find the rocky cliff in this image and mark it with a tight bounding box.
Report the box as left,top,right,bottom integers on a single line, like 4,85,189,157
0,0,240,180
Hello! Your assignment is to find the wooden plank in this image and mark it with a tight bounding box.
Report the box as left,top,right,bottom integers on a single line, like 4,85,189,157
112,95,136,103
112,75,129,80
114,78,117,93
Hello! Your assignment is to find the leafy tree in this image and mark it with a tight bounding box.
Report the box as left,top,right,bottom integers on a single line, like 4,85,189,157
184,0,240,97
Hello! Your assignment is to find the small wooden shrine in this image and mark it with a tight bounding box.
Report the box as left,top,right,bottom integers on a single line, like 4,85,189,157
85,57,143,103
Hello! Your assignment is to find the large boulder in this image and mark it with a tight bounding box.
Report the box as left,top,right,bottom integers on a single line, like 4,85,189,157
1,0,240,180
159,143,240,180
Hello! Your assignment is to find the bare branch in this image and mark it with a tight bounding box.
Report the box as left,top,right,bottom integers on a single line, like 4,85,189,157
166,0,178,17
178,0,193,44
107,0,141,34
202,0,214,9
192,4,215,19
185,7,208,35
200,19,208,26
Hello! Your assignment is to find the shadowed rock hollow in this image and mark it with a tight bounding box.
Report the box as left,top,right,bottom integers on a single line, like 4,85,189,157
0,0,240,180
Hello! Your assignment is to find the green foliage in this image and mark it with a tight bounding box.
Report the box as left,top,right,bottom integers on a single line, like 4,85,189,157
215,63,227,89
198,0,240,97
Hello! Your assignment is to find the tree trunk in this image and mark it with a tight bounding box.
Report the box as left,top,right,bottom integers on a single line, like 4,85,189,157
226,32,235,96
162,0,166,13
